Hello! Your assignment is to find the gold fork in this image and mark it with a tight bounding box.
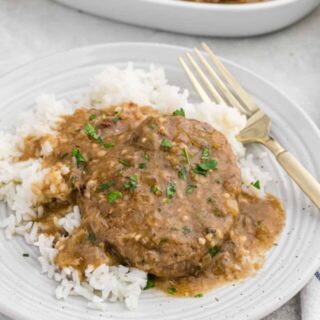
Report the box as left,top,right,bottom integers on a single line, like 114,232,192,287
179,43,320,209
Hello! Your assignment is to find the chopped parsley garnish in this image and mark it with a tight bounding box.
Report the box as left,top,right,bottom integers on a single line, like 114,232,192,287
213,208,223,217
166,182,176,199
89,114,96,121
160,138,172,150
170,226,179,232
71,148,86,167
209,245,220,257
87,230,96,243
215,178,222,184
251,180,261,190
71,176,77,188
167,287,177,295
172,108,185,117
22,253,29,257
119,159,130,167
112,116,121,123
194,293,203,298
182,147,190,165
84,123,98,140
139,163,146,169
182,226,191,235
84,123,113,148
107,191,122,204
144,279,155,290
256,220,263,227
178,166,187,180
186,184,197,194
148,123,156,130
96,181,114,192
123,175,138,191
150,185,161,196
194,159,218,176
102,141,115,148
143,153,150,161
201,147,210,161
160,237,169,244
207,196,215,203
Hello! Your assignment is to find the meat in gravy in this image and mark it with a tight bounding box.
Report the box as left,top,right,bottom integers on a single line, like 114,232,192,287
21,103,284,296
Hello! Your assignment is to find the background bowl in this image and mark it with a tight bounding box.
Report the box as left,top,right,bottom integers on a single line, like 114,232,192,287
53,0,320,37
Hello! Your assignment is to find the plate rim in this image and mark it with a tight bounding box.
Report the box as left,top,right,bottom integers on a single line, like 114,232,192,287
0,41,319,320
139,0,302,11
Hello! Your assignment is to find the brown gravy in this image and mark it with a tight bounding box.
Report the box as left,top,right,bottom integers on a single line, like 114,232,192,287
20,103,285,296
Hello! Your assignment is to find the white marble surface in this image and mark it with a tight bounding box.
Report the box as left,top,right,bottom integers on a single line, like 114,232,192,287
0,0,319,319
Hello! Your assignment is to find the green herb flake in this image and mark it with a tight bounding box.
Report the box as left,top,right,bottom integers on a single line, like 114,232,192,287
143,153,150,161
139,163,146,169
123,175,138,191
150,185,161,196
107,191,123,204
148,123,156,130
256,220,263,227
201,147,210,161
87,230,96,243
178,166,187,180
207,196,215,203
22,253,29,257
96,181,114,192
119,159,131,167
89,114,96,121
215,178,222,184
172,108,185,117
112,116,121,123
160,138,173,150
160,237,169,244
104,141,115,148
182,226,191,236
84,123,98,140
71,175,77,188
251,180,261,190
213,208,223,217
166,182,176,199
194,293,203,298
182,147,190,165
209,245,220,257
167,287,177,295
71,148,86,167
194,159,218,176
170,226,179,232
144,279,155,290
186,184,197,194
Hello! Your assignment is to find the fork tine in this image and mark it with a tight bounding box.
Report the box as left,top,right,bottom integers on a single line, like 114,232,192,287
185,53,226,105
194,48,249,116
202,42,259,114
179,57,211,103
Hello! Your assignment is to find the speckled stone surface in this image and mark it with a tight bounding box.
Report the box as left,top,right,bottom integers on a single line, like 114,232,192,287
0,0,319,319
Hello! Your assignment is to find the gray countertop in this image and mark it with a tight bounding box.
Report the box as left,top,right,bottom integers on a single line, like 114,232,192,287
0,0,319,319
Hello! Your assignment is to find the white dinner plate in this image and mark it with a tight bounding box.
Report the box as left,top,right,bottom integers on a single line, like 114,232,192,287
53,0,320,37
0,42,319,320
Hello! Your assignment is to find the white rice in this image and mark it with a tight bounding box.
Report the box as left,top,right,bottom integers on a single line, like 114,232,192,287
0,64,272,310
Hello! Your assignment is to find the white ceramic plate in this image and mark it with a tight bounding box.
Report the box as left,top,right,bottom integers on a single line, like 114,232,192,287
0,43,319,320
53,0,320,37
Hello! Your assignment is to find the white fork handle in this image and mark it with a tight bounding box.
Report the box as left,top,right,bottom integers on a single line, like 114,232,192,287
264,137,320,209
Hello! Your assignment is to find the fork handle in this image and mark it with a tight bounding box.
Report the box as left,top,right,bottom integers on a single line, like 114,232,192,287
264,137,320,209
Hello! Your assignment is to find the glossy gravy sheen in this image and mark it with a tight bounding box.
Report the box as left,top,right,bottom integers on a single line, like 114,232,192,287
21,103,285,296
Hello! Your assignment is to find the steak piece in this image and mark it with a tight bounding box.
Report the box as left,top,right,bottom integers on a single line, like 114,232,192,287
78,114,241,278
